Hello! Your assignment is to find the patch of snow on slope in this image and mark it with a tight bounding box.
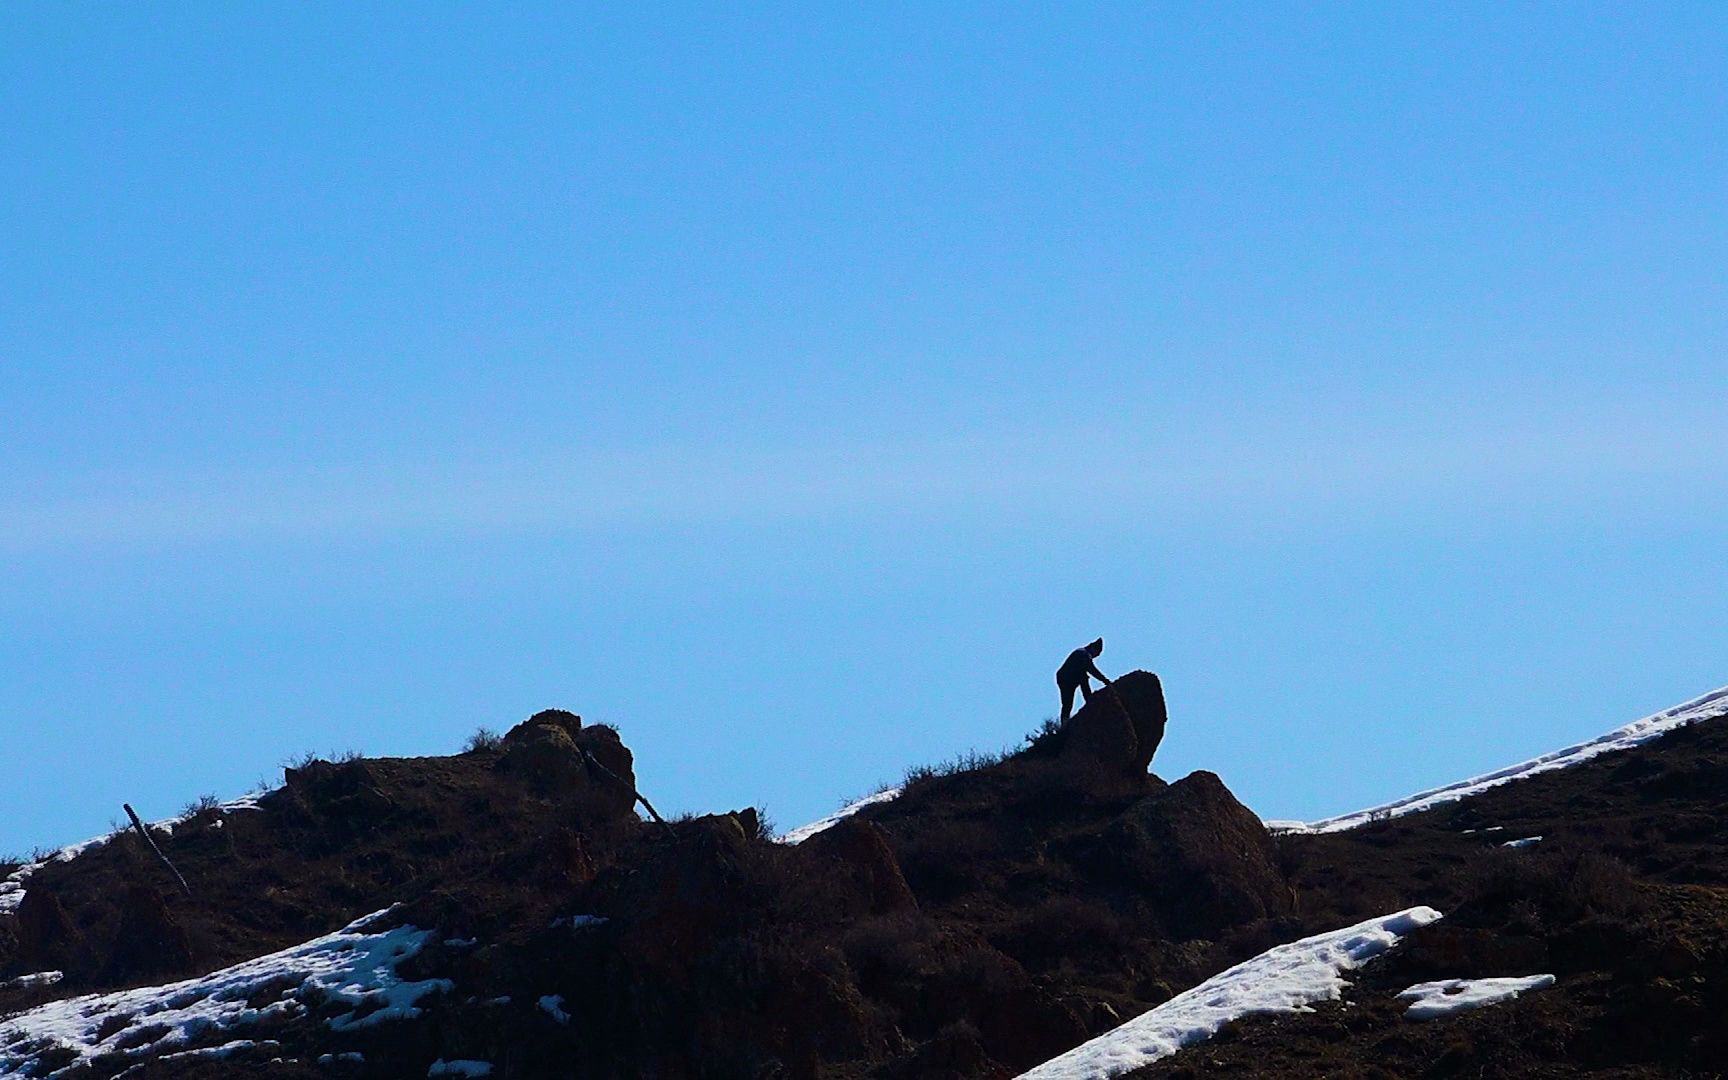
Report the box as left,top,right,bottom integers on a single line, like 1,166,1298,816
1269,684,1728,834
428,1061,493,1077
778,787,902,845
1017,906,1443,1079
148,1038,281,1067
0,907,446,1077
1398,975,1554,1019
549,914,607,930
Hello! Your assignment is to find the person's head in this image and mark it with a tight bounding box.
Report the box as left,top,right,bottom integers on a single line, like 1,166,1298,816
1086,637,1104,657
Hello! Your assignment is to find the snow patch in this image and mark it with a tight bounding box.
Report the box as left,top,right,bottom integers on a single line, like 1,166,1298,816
1,971,64,992
1501,836,1543,849
0,906,446,1076
158,1039,279,1063
1273,684,1728,834
538,994,570,1024
428,1060,494,1077
1398,975,1555,1019
779,787,901,845
549,914,607,930
111,1039,282,1078
1018,906,1444,1078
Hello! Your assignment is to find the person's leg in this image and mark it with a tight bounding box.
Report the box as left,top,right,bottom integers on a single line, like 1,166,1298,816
1080,679,1093,704
1059,680,1076,724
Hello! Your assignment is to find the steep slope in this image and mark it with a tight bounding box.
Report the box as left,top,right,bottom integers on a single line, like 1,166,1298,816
1267,684,1728,833
1038,686,1728,1078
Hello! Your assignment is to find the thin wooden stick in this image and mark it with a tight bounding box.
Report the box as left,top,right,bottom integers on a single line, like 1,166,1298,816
123,804,192,898
577,748,673,831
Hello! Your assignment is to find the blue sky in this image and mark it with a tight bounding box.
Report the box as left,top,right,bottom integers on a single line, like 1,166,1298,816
5,4,1727,852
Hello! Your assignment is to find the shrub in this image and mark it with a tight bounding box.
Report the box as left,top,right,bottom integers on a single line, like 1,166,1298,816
181,793,222,818
282,748,362,771
1270,832,1305,877
743,808,775,842
1022,717,1063,755
993,895,1133,972
463,727,503,753
901,748,1009,792
894,818,1007,901
1462,845,1647,928
843,913,937,991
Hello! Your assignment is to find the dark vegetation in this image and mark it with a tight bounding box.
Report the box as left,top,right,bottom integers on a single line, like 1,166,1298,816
1,673,1727,1078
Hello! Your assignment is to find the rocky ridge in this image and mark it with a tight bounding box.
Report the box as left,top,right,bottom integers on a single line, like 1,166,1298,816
0,674,1725,1077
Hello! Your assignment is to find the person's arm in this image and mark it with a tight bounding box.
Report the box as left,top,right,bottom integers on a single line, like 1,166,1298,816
1088,659,1112,685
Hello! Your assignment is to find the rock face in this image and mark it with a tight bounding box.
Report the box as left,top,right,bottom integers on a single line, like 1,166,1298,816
1058,669,1168,780
595,813,754,973
802,817,917,915
498,718,585,789
1097,769,1291,939
282,759,396,824
496,711,638,821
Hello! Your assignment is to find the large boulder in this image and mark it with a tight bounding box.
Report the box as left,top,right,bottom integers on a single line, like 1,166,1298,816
569,725,638,821
497,718,586,790
496,711,639,821
1058,669,1168,780
1096,770,1291,939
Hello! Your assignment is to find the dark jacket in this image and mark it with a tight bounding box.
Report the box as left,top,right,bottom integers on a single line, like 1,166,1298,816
1057,648,1105,690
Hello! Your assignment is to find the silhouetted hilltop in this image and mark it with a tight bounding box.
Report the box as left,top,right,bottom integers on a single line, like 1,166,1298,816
2,680,1727,1078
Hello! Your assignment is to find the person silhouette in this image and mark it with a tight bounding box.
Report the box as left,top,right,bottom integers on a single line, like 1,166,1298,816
1057,637,1113,723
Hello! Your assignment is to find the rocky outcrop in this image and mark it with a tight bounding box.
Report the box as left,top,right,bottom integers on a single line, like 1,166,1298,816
566,725,638,822
282,759,396,823
1057,669,1168,780
592,813,754,972
803,817,917,915
496,711,637,820
1095,769,1291,939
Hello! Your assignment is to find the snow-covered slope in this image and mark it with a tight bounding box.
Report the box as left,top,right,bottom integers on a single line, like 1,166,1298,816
1268,684,1728,834
0,906,442,1077
778,787,901,845
1017,906,1444,1079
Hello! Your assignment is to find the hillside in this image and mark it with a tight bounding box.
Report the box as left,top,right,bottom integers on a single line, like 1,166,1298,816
1,675,1726,1078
